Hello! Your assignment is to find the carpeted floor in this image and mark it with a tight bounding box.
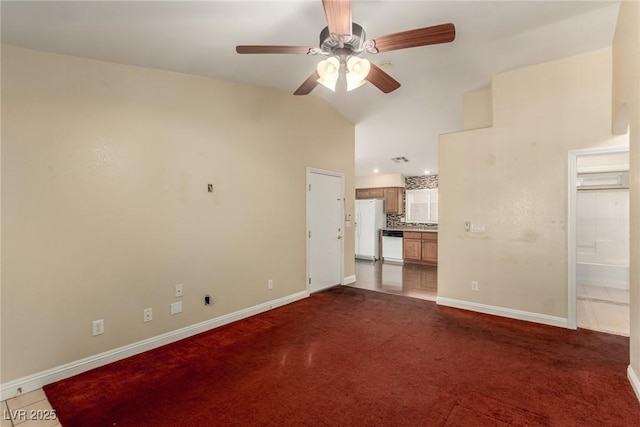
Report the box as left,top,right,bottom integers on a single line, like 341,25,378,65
44,286,640,426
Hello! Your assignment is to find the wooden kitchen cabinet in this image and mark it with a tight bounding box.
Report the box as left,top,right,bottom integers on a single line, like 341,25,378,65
403,231,437,266
421,233,438,265
403,232,422,262
355,188,371,199
368,188,385,198
356,187,404,214
383,187,403,215
356,188,385,199
403,239,422,261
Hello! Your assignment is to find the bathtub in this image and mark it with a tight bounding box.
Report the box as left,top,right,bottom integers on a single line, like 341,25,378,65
576,261,629,289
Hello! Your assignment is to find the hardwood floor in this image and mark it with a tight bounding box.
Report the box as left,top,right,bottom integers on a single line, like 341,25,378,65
348,259,437,301
350,260,630,336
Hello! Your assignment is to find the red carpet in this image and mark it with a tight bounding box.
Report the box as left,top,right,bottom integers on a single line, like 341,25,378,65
44,286,640,426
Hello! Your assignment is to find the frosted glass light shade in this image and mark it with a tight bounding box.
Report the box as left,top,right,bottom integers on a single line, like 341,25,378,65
317,57,340,92
346,57,370,91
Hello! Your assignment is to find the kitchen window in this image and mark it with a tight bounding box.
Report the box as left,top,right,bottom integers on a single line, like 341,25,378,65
405,189,438,223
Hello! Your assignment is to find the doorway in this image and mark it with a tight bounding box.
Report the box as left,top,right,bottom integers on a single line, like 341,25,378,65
307,168,344,293
351,259,437,301
568,146,630,335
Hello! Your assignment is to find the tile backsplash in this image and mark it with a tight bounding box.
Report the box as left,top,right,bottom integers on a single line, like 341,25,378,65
387,175,438,228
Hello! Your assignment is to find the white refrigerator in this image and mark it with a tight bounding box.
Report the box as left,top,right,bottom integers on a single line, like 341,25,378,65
355,199,386,260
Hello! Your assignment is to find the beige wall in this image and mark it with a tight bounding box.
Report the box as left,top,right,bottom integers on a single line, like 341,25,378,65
0,46,355,382
612,0,640,393
576,151,629,171
462,88,493,130
439,48,626,318
355,174,405,188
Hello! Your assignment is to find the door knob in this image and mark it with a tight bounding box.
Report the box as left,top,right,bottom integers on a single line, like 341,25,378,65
337,235,343,239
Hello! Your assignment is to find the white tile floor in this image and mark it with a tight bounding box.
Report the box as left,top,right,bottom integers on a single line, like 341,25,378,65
1,389,60,427
577,284,630,336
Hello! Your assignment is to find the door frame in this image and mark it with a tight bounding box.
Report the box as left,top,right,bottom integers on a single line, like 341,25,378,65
306,167,345,294
567,145,629,329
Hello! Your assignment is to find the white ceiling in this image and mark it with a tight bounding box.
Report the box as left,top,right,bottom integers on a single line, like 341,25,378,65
1,0,621,176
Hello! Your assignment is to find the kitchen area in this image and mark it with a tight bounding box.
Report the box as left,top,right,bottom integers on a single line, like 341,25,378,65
351,174,439,301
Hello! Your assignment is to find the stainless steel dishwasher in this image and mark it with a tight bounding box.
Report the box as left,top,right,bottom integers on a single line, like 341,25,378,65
382,230,403,264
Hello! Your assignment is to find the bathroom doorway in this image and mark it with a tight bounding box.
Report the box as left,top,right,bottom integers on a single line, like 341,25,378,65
569,146,630,335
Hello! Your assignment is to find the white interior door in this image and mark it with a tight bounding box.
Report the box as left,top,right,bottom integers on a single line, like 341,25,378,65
307,168,343,293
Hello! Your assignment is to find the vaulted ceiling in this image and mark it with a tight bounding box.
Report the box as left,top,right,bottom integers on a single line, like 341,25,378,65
1,1,621,176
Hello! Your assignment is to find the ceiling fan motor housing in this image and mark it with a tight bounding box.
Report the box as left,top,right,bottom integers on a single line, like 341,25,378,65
320,23,366,60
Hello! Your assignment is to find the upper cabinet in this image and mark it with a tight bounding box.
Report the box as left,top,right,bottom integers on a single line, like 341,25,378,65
383,187,402,215
355,188,385,199
356,187,403,215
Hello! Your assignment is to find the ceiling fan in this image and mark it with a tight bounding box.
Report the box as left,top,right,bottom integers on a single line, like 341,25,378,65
236,0,455,95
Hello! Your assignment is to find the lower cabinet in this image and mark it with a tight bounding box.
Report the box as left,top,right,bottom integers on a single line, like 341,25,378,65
421,234,437,264
403,231,437,265
403,237,422,261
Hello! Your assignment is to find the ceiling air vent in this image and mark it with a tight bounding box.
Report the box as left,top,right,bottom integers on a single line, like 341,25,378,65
391,156,409,163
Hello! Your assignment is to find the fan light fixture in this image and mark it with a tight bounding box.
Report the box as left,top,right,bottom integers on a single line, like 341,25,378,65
346,56,370,91
317,57,340,91
236,0,457,96
317,56,370,92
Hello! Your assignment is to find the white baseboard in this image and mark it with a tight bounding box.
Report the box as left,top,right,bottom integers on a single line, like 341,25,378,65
0,290,309,401
629,365,640,403
343,275,356,285
436,297,570,329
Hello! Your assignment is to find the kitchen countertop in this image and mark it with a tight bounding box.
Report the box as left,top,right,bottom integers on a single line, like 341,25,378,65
383,228,438,233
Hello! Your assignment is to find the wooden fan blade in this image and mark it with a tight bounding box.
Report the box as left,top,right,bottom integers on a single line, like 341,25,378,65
322,0,352,39
236,45,315,54
371,23,455,53
366,63,401,94
294,71,321,96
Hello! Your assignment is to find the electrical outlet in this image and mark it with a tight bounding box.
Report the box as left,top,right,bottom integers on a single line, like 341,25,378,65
92,319,104,336
171,301,182,315
143,308,153,323
470,224,485,233
471,281,479,291
175,284,183,297
268,279,273,290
